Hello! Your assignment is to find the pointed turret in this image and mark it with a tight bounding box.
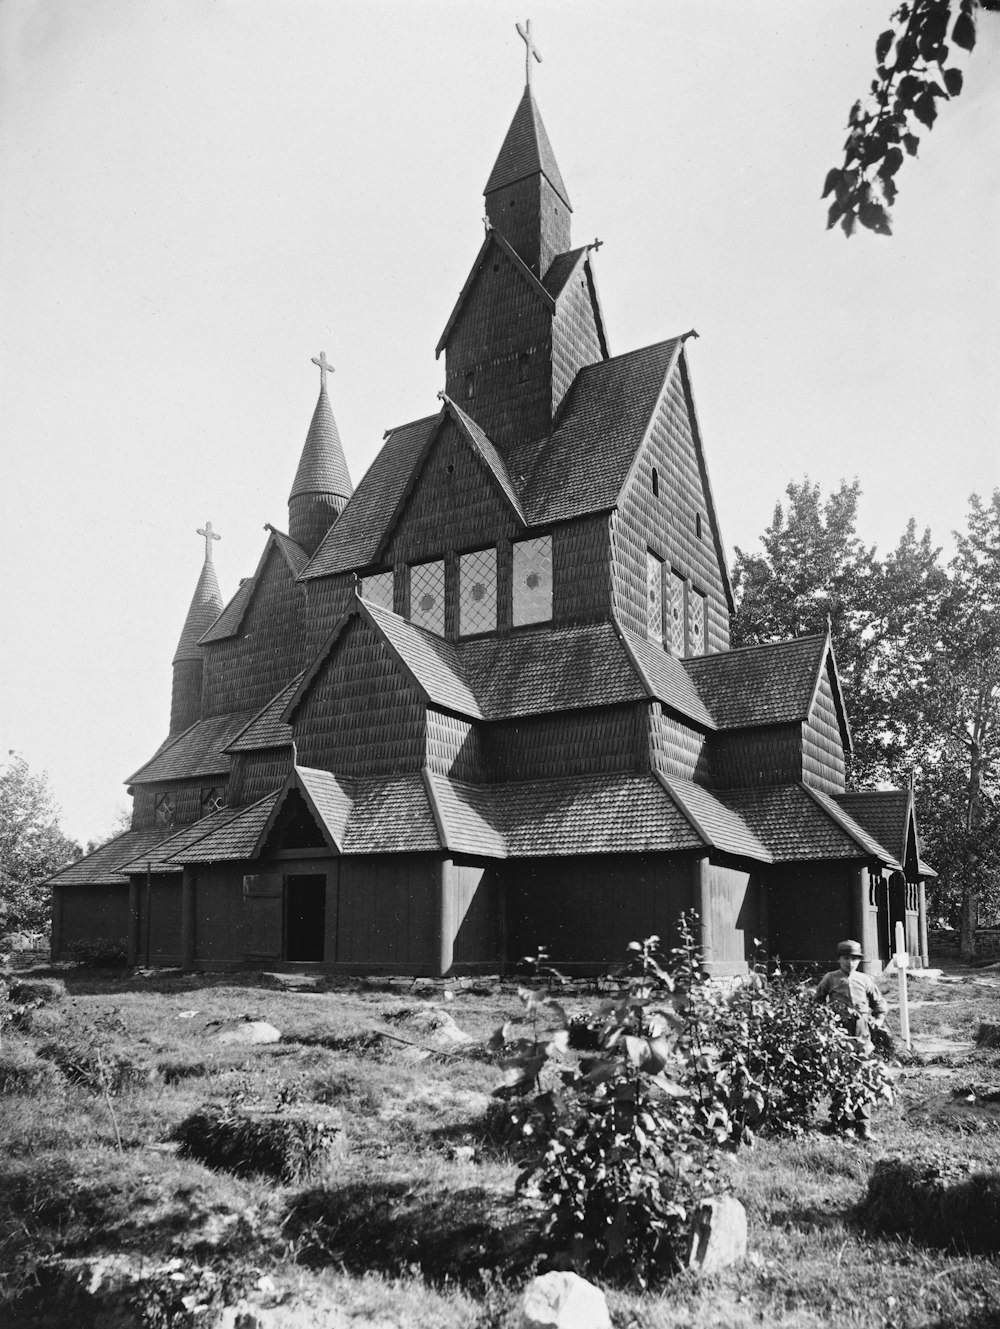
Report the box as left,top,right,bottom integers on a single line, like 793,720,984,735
288,352,353,556
484,84,571,278
170,524,225,735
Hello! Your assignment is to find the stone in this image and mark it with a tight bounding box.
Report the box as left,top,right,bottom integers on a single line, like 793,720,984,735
214,1020,281,1045
519,1271,611,1329
687,1195,748,1273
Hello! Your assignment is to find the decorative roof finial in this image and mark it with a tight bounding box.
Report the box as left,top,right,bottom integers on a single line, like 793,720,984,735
516,19,542,88
311,351,335,392
197,522,221,563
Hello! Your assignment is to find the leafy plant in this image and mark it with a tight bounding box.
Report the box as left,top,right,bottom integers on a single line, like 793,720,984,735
68,936,129,967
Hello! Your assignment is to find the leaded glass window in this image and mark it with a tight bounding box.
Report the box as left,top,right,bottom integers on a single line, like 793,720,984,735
687,586,707,657
360,569,394,611
646,550,664,643
666,571,685,655
512,535,553,626
201,787,223,817
154,792,175,827
409,560,445,635
459,547,497,636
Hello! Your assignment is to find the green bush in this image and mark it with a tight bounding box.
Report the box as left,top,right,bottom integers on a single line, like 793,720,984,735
68,937,128,967
173,1102,344,1183
0,1042,63,1095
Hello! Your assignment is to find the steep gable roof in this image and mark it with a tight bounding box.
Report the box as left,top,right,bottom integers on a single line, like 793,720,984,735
617,626,715,730
806,787,902,868
514,339,680,525
199,529,307,645
289,384,352,503
717,784,899,865
125,709,258,784
484,84,571,207
225,674,302,753
299,414,437,579
682,635,829,730
118,803,243,875
435,228,555,360
834,789,935,877
543,246,588,298
48,827,175,887
253,766,352,855
169,791,281,863
657,774,772,861
441,397,528,523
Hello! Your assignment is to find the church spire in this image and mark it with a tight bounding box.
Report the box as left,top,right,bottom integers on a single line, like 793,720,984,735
484,21,571,277
288,352,353,556
170,524,225,735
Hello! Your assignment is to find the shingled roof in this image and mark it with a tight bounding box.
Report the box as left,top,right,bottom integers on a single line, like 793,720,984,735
514,339,680,525
442,397,528,523
126,709,258,784
118,804,244,875
435,228,554,361
289,384,352,504
834,790,935,877
225,674,302,753
299,414,438,579
199,529,308,645
659,775,772,861
48,828,175,886
484,84,571,207
717,784,899,865
173,555,224,665
683,635,830,730
169,791,281,863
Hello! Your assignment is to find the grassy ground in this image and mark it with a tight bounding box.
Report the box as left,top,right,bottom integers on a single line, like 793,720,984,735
2,962,1000,1327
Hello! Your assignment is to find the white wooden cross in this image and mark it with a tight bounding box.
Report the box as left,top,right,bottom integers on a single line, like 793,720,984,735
197,521,221,562
312,351,335,391
516,19,542,86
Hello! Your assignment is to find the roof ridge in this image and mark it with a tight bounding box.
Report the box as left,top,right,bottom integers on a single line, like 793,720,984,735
684,633,825,665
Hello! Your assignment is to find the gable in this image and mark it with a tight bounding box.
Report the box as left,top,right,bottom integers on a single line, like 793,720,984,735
382,416,525,566
291,616,426,776
436,230,554,360
551,252,608,411
801,661,847,793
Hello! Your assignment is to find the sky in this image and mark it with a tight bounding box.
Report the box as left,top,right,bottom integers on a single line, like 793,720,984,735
1,0,998,844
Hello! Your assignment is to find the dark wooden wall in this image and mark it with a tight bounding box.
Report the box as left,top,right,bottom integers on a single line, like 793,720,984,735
484,704,644,781
426,711,483,780
766,863,853,965
553,516,613,626
702,862,761,973
710,725,802,789
53,884,131,959
611,373,731,655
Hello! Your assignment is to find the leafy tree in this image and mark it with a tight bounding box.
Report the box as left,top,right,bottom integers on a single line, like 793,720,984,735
824,0,998,236
0,754,80,936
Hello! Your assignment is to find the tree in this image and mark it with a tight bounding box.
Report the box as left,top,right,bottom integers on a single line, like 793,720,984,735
824,0,997,236
0,754,80,937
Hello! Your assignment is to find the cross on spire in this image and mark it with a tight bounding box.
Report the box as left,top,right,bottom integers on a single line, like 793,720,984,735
197,522,221,563
516,19,542,87
311,351,335,391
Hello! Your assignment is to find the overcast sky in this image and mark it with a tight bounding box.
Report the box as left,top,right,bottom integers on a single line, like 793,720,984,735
2,0,998,843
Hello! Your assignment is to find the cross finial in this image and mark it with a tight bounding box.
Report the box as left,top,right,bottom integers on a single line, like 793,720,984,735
516,19,542,87
197,522,221,563
311,351,335,391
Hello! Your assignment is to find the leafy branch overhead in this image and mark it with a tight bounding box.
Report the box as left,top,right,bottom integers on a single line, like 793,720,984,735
824,0,995,235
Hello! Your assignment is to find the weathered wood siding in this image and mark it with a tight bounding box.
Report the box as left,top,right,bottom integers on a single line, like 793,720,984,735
447,860,504,972
648,704,712,784
53,884,130,959
444,243,554,449
227,748,294,808
505,855,698,971
553,515,613,625
334,856,438,970
484,173,571,282
304,573,359,660
293,617,425,775
766,863,854,965
484,705,643,781
426,711,483,780
190,865,247,966
801,666,846,793
134,877,183,965
611,371,730,654
552,264,604,414
710,725,802,789
201,547,310,719
132,780,213,830
701,862,761,974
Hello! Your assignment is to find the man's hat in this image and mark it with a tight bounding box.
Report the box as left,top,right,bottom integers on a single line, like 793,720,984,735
837,939,863,958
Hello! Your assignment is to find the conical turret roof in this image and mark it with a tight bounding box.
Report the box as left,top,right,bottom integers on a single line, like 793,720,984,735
289,384,353,503
173,552,224,665
484,85,571,209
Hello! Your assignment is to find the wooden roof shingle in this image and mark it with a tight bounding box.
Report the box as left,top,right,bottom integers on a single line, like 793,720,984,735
717,784,899,865
126,710,258,785
683,635,828,730
169,792,281,863
484,84,571,207
225,675,302,753
118,804,244,874
289,384,352,503
48,827,176,887
658,775,772,861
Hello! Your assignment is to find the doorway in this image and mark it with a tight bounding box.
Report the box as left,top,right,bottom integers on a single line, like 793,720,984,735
285,875,326,961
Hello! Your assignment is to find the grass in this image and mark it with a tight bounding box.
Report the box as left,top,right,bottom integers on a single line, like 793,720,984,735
1,962,999,1327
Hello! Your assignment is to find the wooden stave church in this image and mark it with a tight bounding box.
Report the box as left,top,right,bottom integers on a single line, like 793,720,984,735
50,62,934,978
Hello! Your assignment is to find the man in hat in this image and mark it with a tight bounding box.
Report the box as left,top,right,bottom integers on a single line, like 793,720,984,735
816,939,889,1140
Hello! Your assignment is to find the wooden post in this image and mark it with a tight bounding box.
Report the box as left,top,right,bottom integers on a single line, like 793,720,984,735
894,921,911,1049
919,881,930,968
127,878,140,967
438,857,455,978
695,855,711,970
849,865,869,972
181,870,195,971
144,864,152,967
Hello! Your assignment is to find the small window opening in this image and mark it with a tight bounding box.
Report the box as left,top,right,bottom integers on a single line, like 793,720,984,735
446,462,455,474
696,513,703,539
651,467,659,497
518,352,531,383
465,370,475,401
509,199,516,208
492,262,500,273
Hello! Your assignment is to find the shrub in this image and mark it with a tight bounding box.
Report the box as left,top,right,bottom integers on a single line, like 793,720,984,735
0,1042,62,1095
68,937,128,967
37,1039,156,1096
173,1101,344,1183
6,977,66,1006
860,1156,1000,1252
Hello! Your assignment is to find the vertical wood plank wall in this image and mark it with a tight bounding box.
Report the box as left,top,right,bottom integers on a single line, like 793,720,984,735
53,885,131,959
